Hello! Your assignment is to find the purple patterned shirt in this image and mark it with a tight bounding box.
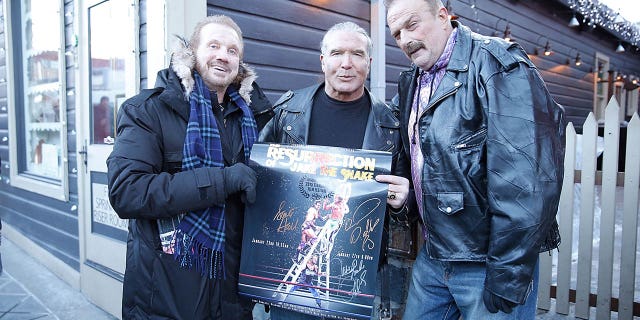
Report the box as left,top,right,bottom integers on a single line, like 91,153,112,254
409,27,458,230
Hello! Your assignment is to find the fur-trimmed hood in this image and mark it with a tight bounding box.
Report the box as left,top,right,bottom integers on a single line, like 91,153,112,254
170,37,257,104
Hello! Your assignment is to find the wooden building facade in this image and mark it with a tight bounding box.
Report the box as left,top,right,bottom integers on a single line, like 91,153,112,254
0,0,638,317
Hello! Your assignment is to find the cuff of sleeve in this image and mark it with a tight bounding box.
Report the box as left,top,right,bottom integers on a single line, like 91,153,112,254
388,203,409,224
201,167,225,205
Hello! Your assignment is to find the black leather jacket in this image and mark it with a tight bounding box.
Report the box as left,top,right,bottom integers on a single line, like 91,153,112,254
393,21,565,303
259,84,402,159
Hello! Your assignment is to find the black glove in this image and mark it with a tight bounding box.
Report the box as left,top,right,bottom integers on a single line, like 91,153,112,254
223,163,257,204
482,288,517,314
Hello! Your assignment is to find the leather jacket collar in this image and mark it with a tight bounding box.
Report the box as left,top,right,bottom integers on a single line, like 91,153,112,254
269,83,400,151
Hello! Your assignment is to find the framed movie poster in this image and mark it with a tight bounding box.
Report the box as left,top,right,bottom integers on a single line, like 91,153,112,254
239,143,392,319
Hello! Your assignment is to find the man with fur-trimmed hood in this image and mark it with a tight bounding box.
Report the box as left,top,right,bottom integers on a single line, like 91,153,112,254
107,15,273,319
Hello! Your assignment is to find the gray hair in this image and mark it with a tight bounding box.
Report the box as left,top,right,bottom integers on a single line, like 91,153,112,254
320,21,373,56
383,0,443,15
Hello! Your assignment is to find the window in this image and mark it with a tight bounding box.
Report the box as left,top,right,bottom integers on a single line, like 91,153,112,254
614,81,626,122
593,53,610,123
626,88,639,119
89,0,138,145
5,0,68,200
613,73,639,123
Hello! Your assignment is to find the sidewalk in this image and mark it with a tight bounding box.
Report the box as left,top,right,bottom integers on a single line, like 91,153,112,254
0,236,595,320
0,238,116,320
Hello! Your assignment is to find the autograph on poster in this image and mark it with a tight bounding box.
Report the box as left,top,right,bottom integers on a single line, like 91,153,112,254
239,144,391,319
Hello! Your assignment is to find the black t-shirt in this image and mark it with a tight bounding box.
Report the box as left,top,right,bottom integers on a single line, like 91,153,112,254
307,90,370,149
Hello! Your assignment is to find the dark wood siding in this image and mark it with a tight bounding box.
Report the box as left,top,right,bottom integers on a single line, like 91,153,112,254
207,0,372,103
384,9,412,101
447,0,640,130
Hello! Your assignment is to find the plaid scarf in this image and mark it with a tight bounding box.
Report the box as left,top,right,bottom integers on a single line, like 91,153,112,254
159,71,257,278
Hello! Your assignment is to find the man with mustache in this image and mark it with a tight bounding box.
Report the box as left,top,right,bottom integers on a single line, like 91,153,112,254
259,21,414,319
384,0,566,319
107,15,273,319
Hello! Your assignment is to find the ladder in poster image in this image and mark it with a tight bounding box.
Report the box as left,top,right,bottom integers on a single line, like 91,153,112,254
272,223,336,300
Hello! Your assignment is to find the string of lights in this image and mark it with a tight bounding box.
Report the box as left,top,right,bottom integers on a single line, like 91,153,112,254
567,0,640,48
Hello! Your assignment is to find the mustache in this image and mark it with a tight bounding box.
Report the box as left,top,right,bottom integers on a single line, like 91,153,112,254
197,60,227,70
207,62,228,71
403,41,426,55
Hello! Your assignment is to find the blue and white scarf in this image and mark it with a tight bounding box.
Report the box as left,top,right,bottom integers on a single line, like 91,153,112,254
161,71,257,278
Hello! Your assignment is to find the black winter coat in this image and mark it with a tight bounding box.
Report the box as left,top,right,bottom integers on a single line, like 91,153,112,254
107,60,273,319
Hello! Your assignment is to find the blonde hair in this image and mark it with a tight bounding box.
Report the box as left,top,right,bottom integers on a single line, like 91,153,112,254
189,15,244,58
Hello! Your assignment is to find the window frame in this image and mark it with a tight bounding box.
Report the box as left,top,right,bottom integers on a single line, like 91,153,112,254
626,88,639,119
593,52,610,124
613,81,626,122
4,0,69,201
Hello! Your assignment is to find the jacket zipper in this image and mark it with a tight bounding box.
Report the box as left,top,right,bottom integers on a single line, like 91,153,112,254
254,107,273,116
413,85,459,144
454,127,487,150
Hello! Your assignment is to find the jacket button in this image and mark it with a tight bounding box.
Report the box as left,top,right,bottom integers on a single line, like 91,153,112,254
446,207,452,213
454,81,461,87
286,125,292,131
387,140,392,145
394,121,400,126
484,39,490,44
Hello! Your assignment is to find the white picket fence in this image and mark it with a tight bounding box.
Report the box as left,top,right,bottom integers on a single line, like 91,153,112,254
537,97,640,319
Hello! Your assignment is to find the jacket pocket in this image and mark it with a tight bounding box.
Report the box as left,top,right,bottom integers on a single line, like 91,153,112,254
436,192,464,215
379,123,400,154
451,127,487,151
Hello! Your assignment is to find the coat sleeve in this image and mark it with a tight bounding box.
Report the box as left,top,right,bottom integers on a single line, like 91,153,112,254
249,82,275,131
107,96,227,220
391,137,420,223
258,90,292,143
482,46,565,304
257,111,279,143
388,94,420,223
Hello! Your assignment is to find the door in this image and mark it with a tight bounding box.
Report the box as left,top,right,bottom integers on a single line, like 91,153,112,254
78,0,139,317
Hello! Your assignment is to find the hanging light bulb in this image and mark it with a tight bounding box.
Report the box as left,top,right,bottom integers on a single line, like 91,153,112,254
575,52,582,66
544,41,553,56
568,13,580,27
615,42,625,53
503,24,512,42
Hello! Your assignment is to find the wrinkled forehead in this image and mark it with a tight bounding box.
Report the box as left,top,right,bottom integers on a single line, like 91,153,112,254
200,23,243,49
387,0,431,26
